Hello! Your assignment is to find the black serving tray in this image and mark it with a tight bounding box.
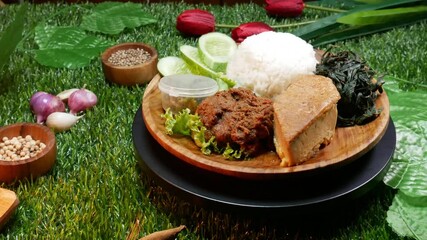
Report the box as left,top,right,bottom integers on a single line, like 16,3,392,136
132,106,396,216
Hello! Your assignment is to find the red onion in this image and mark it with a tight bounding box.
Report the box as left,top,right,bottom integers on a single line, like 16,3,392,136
68,88,98,115
30,91,48,112
30,91,66,124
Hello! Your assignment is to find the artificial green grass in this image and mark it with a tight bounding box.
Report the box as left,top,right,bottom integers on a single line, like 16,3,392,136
0,2,425,239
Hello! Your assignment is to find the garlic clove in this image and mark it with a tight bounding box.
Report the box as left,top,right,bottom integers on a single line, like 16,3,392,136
45,112,84,133
57,88,79,101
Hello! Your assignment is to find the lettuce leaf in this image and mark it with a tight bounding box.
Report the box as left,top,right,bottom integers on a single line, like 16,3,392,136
162,108,217,155
161,108,243,158
163,108,204,137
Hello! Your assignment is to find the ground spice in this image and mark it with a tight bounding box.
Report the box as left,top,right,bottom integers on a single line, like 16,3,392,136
0,135,46,161
108,48,151,66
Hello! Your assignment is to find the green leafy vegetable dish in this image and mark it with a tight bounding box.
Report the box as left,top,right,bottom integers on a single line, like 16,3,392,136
316,49,385,127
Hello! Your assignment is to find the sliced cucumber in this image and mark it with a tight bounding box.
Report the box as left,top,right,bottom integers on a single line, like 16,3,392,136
157,56,191,76
197,32,237,73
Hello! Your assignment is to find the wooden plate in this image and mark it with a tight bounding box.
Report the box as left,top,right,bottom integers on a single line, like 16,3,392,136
0,188,19,230
142,74,390,179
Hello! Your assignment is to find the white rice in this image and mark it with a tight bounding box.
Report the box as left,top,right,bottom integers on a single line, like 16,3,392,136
226,31,317,98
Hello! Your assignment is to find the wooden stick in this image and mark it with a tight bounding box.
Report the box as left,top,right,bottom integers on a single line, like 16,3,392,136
126,218,141,240
139,225,186,240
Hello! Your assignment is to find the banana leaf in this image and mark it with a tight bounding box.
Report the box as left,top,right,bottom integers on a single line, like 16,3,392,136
292,14,345,40
293,0,424,40
357,0,392,3
311,15,427,47
337,6,427,26
315,0,363,9
292,13,346,40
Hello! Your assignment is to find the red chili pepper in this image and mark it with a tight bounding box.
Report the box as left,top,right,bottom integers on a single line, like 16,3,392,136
176,9,215,36
265,0,305,18
231,22,274,43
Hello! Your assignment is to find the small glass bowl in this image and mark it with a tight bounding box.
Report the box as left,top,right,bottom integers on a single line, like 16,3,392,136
158,74,219,113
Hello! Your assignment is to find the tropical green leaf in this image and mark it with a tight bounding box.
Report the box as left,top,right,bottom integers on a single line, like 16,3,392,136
353,0,424,11
293,0,423,40
357,0,389,3
311,16,425,47
385,146,427,196
0,2,27,72
382,80,427,198
80,2,157,35
384,79,427,197
34,25,114,68
386,191,427,240
337,6,427,26
384,78,427,239
313,0,363,9
292,14,345,40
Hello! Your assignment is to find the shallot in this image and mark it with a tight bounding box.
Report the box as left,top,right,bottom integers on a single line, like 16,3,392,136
30,91,66,124
68,88,98,115
30,91,48,108
46,112,84,133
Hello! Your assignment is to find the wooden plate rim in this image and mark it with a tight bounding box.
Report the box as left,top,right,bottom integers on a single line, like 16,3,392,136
0,188,19,230
142,74,390,179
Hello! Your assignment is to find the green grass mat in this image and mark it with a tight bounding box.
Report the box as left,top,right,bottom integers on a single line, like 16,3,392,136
0,2,425,239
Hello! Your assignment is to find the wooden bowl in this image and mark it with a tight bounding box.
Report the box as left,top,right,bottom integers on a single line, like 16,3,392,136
101,42,159,86
0,123,56,184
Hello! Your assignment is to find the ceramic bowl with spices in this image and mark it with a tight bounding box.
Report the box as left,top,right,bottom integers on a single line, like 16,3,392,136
101,42,158,86
0,123,56,184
